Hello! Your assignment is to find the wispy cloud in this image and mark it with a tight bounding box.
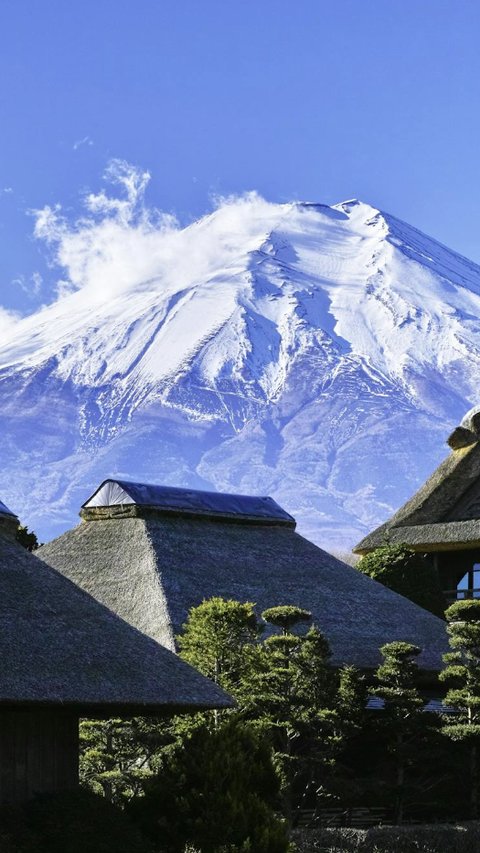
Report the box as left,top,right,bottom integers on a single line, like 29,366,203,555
73,135,94,151
0,306,19,337
11,271,43,298
31,271,43,295
1,187,13,194
33,159,178,300
32,159,278,305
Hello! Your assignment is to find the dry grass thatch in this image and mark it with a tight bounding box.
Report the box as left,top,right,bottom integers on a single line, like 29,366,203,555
38,498,449,674
355,435,480,554
0,522,232,715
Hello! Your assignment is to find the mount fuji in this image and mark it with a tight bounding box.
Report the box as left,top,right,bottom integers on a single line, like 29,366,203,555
1,194,480,551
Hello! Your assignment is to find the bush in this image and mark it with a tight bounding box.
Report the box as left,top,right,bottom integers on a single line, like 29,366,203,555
128,719,290,853
0,788,152,853
357,545,446,617
292,822,480,852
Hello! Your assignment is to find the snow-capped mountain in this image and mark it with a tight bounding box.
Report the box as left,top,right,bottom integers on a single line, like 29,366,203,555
1,196,479,550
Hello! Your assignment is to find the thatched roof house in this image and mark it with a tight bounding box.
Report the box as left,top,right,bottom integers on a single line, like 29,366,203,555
0,498,231,802
38,479,448,675
354,407,480,598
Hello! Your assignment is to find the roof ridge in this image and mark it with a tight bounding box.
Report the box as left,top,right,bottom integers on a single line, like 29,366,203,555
81,478,296,527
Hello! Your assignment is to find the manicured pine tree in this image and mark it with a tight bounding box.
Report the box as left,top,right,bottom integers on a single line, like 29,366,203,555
261,605,313,635
80,716,175,804
178,597,261,695
439,599,480,819
81,599,263,807
244,606,364,823
373,641,425,824
328,665,368,808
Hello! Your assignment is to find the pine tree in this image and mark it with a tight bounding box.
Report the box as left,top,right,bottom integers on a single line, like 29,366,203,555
244,611,363,823
261,605,312,635
80,717,175,804
373,641,425,823
80,598,366,828
176,598,365,824
178,597,261,695
439,599,480,818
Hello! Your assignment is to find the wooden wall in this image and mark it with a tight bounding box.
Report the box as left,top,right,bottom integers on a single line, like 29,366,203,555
0,708,79,803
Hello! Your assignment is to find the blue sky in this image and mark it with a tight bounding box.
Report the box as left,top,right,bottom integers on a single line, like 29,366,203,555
1,0,480,313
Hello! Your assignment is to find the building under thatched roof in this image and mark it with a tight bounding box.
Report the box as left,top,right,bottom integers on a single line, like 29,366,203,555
0,498,231,803
38,479,448,676
354,407,480,599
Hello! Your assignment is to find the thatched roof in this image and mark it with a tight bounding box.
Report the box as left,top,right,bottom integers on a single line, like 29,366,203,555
38,483,449,674
355,408,480,554
0,515,232,715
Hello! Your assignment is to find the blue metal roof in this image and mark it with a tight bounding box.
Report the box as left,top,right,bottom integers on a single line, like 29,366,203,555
366,695,454,714
0,499,16,518
82,479,295,525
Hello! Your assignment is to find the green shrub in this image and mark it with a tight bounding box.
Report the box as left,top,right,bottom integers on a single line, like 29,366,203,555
357,544,446,617
128,719,289,853
292,822,480,852
0,788,152,853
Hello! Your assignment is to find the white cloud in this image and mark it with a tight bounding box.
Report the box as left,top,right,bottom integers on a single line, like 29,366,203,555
11,271,43,298
83,159,153,225
33,204,65,243
73,136,94,151
55,279,76,299
0,306,19,338
1,187,13,194
31,271,43,295
31,160,280,307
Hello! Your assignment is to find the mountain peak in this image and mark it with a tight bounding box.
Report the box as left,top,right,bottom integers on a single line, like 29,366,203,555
0,198,479,551
337,197,362,207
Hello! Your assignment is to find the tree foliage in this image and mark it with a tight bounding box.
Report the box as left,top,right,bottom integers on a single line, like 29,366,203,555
261,606,312,635
373,641,430,824
177,597,365,824
357,544,446,617
440,599,480,818
80,717,176,805
178,598,261,694
127,720,289,853
15,524,39,551
78,593,463,835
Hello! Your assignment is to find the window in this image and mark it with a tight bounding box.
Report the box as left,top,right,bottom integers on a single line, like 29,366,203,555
457,564,480,599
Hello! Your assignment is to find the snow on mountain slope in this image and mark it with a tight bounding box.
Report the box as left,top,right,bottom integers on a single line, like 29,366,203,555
0,192,478,549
